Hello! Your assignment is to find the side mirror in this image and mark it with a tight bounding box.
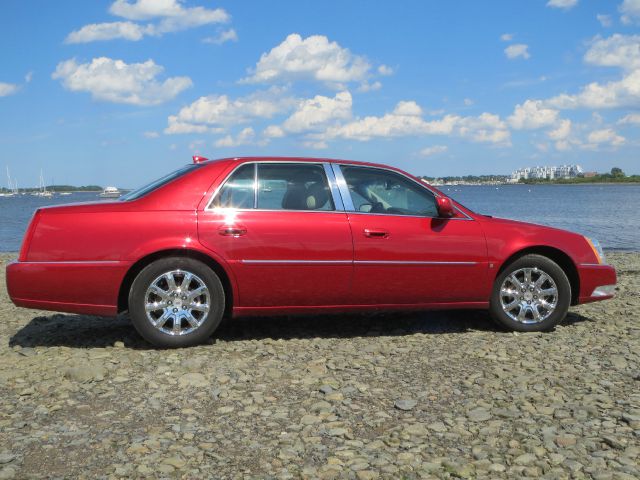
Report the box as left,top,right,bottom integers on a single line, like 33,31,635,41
436,197,455,218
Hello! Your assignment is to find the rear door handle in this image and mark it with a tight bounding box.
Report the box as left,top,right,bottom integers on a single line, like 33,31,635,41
218,225,247,237
363,228,389,238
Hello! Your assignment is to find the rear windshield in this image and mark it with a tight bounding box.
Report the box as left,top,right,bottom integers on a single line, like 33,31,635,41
120,164,200,201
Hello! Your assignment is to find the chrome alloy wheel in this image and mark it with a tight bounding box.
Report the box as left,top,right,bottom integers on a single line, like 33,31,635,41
144,270,210,336
499,267,558,324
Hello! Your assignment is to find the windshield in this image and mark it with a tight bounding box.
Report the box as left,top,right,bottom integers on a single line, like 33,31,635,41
119,164,200,201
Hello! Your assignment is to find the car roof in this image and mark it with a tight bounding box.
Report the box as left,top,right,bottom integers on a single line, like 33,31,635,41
205,156,395,169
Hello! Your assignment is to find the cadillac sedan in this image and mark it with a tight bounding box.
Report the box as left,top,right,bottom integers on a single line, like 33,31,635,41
6,157,616,347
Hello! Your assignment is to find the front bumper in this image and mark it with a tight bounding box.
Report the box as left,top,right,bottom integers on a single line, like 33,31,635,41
577,263,617,304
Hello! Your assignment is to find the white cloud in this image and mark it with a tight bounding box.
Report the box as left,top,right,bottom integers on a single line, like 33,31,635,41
508,100,559,129
500,33,514,42
547,119,572,140
282,91,352,133
393,100,423,116
377,65,393,76
263,125,285,138
0,82,19,97
52,57,192,106
456,113,511,144
545,69,640,109
504,44,530,60
584,128,625,149
202,28,238,45
597,14,613,27
357,81,382,92
419,145,448,157
546,0,578,10
143,131,160,138
618,113,640,124
620,0,640,24
242,33,373,86
302,140,329,150
24,71,33,83
215,127,256,147
317,101,510,145
584,34,640,70
463,98,474,106
165,88,295,134
67,0,229,43
66,21,145,43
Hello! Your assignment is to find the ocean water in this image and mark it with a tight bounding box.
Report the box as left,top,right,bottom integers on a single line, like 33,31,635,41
0,184,638,252
443,183,640,251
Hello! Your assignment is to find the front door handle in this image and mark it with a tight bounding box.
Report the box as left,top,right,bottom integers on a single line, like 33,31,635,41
363,228,389,238
218,225,247,237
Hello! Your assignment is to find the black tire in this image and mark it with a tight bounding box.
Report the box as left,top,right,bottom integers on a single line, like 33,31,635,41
129,257,225,348
489,254,571,332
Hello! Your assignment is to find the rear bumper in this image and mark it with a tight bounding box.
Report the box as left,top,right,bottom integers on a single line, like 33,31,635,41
6,260,129,316
577,263,617,304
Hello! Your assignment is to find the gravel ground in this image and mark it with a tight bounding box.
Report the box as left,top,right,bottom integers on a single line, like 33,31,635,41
0,253,638,479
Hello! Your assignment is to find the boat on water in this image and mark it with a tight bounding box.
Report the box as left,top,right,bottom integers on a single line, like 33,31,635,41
99,186,122,198
32,170,53,197
1,166,18,197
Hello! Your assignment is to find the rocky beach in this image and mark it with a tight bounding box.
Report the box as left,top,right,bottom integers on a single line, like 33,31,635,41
0,252,638,479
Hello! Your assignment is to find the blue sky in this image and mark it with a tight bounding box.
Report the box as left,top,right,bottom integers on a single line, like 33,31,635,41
1,0,639,188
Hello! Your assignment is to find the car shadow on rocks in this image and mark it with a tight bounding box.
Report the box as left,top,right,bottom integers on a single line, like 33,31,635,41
8,309,592,349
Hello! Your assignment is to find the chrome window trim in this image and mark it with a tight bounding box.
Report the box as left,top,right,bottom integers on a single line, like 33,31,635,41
331,163,355,211
333,164,473,221
252,162,258,209
323,163,345,211
206,161,345,213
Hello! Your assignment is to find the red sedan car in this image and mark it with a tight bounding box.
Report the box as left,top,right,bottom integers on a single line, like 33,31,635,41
7,157,616,347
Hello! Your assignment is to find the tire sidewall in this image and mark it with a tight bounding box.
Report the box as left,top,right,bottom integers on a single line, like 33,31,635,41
490,254,571,332
129,257,225,348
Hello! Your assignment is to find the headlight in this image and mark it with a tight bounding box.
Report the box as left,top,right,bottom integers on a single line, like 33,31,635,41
585,237,606,264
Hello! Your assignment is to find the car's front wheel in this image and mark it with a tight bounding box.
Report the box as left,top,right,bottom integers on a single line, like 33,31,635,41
129,257,225,347
489,254,571,332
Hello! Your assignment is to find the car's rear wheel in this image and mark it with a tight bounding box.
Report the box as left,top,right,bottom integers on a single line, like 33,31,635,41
489,254,571,332
129,257,225,347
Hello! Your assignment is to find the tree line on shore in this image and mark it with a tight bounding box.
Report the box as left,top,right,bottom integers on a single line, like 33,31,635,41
421,168,639,185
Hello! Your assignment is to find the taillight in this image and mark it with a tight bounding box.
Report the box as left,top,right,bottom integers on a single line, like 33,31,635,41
18,209,42,262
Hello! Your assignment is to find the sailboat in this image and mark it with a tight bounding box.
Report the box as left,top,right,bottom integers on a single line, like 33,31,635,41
32,170,53,197
1,167,16,197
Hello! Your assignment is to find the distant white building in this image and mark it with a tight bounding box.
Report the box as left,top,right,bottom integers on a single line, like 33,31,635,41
511,164,583,181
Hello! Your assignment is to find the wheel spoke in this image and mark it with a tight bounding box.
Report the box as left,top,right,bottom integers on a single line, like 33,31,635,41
523,268,532,284
531,305,541,322
502,299,519,311
501,287,517,297
181,272,193,291
172,315,182,334
185,315,200,328
534,272,549,288
145,301,167,312
517,305,528,322
188,285,207,301
153,310,171,328
165,272,178,291
540,287,557,297
509,274,524,290
149,285,169,300
190,302,210,313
